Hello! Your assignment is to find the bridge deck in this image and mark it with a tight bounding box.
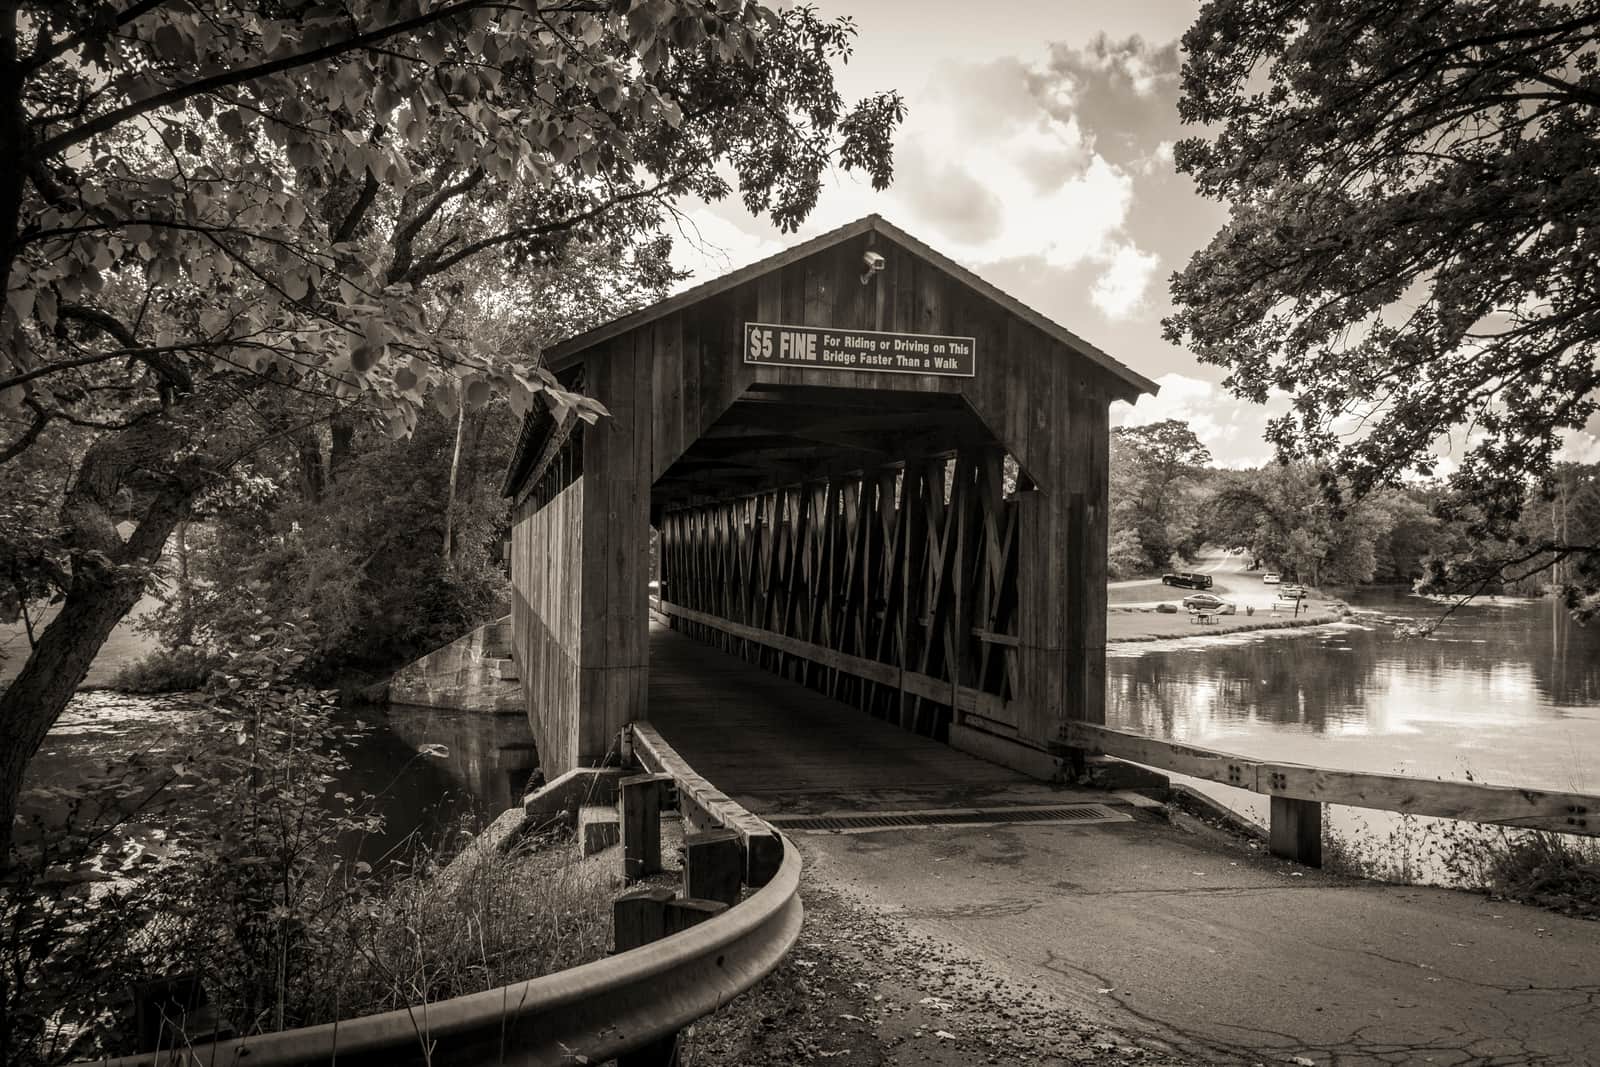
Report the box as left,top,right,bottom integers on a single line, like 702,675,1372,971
645,621,1060,814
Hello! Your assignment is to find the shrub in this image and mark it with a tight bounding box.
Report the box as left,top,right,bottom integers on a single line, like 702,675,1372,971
1322,812,1600,919
1475,830,1600,919
109,647,223,694
5,654,612,1065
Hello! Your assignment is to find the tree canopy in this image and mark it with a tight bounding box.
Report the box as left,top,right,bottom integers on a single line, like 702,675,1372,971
1165,0,1600,608
4,0,901,432
1108,419,1211,573
0,0,904,862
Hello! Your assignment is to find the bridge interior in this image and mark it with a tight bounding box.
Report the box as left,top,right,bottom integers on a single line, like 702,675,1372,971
646,619,1030,810
654,383,1020,748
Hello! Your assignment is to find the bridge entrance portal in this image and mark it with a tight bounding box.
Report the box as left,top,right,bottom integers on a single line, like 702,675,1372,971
502,215,1153,780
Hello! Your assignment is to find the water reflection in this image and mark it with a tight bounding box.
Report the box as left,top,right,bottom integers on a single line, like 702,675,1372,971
381,705,540,814
1107,590,1600,791
340,705,539,860
30,695,541,865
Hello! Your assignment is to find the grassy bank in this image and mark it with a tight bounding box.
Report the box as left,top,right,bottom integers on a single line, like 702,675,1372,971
1108,606,1345,643
7,814,619,1066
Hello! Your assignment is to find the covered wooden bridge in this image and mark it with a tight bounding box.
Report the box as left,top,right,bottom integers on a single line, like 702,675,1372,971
501,215,1155,783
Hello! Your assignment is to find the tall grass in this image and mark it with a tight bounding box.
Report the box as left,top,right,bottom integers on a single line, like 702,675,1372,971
335,822,614,1017
5,810,616,1066
1324,814,1600,918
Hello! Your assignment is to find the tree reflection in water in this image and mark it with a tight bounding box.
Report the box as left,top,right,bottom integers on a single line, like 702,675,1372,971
1107,589,1600,791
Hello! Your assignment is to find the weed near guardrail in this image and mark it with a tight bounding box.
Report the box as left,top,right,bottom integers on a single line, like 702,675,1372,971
330,821,615,1021
1324,814,1600,919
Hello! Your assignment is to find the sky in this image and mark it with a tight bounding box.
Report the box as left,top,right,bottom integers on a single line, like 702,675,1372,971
667,0,1600,471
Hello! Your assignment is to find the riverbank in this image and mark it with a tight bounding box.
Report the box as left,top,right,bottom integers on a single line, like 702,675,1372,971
1107,604,1345,644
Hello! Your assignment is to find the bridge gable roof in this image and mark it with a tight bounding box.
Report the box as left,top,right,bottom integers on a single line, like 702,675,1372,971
541,214,1156,396
505,217,1158,505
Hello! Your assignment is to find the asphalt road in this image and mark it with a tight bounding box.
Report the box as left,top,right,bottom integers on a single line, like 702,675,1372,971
794,815,1600,1066
1108,549,1297,614
649,623,1600,1066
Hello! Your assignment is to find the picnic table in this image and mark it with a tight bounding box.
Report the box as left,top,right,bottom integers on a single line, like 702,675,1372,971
1190,610,1217,625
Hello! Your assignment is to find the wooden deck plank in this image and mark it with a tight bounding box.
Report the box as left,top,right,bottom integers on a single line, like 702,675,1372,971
646,621,1024,801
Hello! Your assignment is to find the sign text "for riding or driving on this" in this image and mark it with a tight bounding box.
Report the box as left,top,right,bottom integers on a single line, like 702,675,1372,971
744,323,976,377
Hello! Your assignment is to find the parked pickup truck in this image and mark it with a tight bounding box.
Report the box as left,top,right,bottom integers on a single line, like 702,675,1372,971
1161,571,1213,589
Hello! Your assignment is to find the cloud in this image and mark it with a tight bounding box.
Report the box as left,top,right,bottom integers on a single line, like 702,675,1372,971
1029,35,1183,168
1558,413,1600,464
1112,373,1288,468
895,139,1007,245
664,30,1206,358
886,59,1138,270
1561,433,1600,464
1092,243,1161,318
849,51,1173,318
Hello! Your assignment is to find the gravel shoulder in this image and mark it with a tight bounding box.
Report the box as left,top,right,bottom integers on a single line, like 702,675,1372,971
690,881,1195,1067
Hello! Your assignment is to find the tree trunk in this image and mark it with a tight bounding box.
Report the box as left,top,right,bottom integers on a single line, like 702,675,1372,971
329,413,356,483
175,518,194,646
0,492,190,864
297,430,325,501
442,402,465,563
1,372,260,865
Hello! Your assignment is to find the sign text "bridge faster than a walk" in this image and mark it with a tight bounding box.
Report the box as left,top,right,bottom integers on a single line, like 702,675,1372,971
744,323,976,378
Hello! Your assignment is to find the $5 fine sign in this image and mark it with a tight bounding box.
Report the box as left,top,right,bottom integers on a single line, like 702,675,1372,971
745,323,976,378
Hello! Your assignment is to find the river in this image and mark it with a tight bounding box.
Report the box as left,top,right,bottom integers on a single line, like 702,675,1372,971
1107,588,1600,868
25,695,539,864
27,589,1598,872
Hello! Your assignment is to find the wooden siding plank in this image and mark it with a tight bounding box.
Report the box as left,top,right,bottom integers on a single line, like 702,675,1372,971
511,477,584,775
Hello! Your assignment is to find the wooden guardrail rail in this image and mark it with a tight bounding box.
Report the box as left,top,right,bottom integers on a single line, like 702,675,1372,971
630,720,784,885
652,597,1013,722
78,730,802,1067
1059,722,1598,867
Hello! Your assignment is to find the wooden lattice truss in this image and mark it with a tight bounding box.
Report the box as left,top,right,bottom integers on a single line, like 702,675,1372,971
658,445,1020,740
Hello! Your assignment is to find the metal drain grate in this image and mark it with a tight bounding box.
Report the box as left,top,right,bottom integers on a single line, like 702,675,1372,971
768,803,1132,833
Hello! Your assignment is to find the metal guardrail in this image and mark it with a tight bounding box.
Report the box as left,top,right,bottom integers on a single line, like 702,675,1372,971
77,763,802,1067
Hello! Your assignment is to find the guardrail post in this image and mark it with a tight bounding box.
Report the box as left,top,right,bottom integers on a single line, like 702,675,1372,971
685,828,743,907
622,772,673,884
614,886,675,1067
613,886,674,954
1269,796,1322,867
666,896,729,933
613,891,729,1067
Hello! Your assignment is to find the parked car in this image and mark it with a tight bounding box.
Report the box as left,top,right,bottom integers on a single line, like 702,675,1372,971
1277,583,1305,600
1161,571,1213,589
1181,593,1237,614
1262,571,1281,584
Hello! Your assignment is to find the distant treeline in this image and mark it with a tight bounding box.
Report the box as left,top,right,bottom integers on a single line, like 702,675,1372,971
1110,419,1600,593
